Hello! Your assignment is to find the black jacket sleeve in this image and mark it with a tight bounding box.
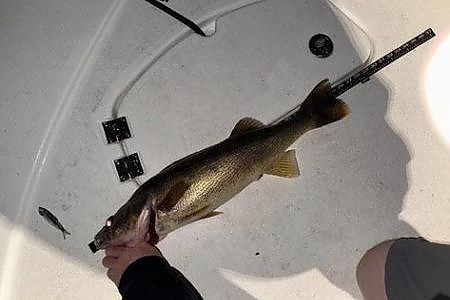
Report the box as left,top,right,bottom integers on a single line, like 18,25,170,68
118,256,203,300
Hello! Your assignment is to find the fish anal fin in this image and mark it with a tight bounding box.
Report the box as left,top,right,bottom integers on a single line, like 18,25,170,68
264,150,300,178
230,117,265,137
158,181,190,213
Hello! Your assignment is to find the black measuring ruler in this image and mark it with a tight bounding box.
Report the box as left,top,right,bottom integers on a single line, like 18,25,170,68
329,28,436,97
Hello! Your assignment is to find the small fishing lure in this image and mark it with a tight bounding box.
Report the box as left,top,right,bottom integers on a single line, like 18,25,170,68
38,206,71,239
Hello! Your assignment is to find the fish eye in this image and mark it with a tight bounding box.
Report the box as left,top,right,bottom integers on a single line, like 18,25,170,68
105,216,114,227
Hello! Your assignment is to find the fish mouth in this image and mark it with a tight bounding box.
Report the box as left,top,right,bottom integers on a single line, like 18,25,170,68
89,226,133,253
89,225,113,253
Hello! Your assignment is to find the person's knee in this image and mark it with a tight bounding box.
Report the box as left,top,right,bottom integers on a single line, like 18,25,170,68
356,240,395,300
357,240,394,280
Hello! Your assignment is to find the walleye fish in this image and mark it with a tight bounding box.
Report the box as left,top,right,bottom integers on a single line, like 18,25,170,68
38,206,71,239
89,79,349,253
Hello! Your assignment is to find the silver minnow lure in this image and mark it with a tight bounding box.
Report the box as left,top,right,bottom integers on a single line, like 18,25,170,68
38,206,71,239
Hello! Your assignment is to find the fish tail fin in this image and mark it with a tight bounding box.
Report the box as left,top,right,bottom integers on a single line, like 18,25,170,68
299,79,350,128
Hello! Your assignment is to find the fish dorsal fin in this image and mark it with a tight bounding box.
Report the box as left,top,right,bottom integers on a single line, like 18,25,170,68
230,117,265,137
264,149,300,178
158,181,190,213
200,211,223,220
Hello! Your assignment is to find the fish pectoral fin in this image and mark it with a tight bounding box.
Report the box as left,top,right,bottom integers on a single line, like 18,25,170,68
264,150,300,178
230,117,265,137
158,181,191,213
200,211,223,220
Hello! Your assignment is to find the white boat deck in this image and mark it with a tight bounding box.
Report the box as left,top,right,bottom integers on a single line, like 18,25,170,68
1,0,449,299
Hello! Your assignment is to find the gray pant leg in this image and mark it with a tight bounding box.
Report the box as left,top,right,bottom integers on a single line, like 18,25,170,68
385,238,450,300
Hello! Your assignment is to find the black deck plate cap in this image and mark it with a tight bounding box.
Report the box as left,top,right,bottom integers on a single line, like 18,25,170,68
309,34,334,58
89,241,98,253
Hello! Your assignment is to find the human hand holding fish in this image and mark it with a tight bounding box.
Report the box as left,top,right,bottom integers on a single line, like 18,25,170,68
102,241,163,287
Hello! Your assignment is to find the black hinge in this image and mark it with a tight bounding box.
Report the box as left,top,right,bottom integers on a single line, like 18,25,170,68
114,153,144,182
102,116,132,144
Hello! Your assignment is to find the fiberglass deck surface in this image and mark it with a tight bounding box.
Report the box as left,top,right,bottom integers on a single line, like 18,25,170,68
1,0,450,299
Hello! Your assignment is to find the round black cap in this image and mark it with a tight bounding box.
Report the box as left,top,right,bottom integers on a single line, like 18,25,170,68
309,34,334,58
